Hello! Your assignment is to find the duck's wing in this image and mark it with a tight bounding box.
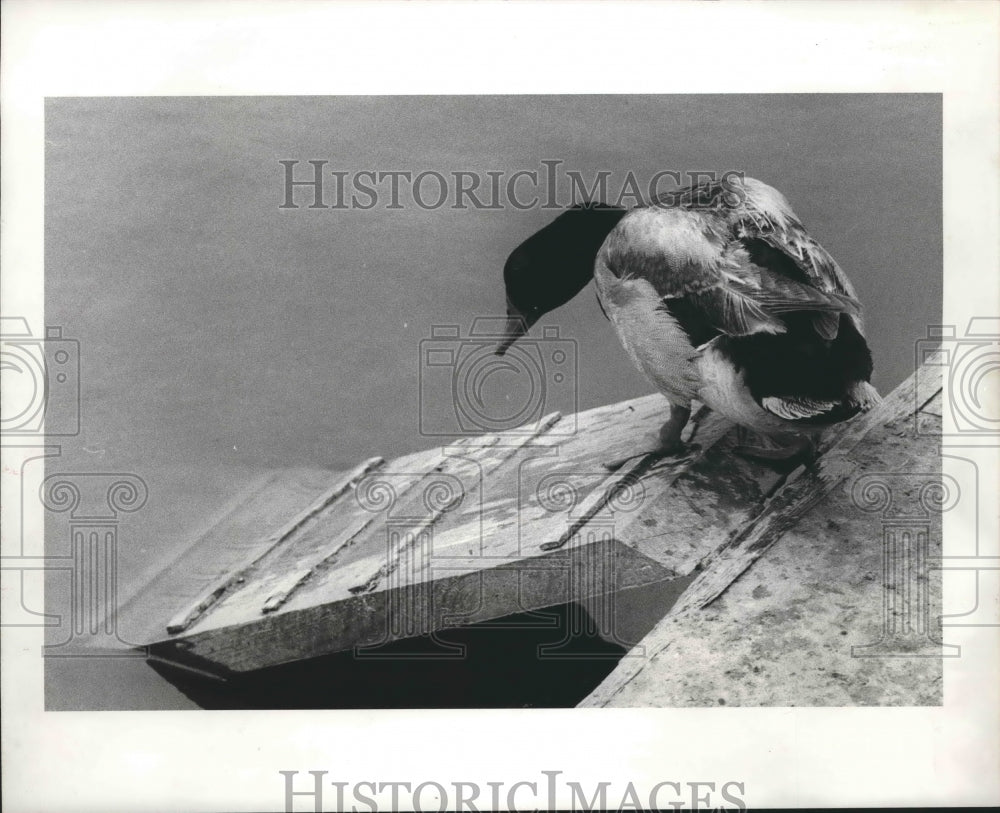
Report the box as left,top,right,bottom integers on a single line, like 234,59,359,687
734,177,860,298
715,247,861,341
660,176,864,340
601,206,783,340
602,201,860,343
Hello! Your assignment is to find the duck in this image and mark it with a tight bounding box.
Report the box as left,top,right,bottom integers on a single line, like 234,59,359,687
495,175,881,466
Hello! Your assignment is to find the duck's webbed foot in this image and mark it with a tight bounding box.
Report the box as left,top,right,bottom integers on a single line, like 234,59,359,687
603,404,693,472
732,427,816,470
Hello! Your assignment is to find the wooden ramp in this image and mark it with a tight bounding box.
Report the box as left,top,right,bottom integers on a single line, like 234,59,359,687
120,357,944,695
582,355,948,706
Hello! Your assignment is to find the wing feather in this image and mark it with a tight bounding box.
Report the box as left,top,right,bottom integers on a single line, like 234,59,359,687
606,176,865,342
761,396,838,420
735,178,863,307
666,175,864,308
727,271,860,316
681,287,785,337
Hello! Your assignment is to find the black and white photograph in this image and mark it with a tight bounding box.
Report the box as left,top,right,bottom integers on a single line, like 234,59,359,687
2,2,998,811
40,92,945,711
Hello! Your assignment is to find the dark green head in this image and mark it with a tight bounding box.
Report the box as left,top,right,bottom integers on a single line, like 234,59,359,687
495,203,627,355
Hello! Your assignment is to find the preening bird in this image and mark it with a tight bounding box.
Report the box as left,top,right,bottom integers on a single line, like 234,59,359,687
496,176,881,466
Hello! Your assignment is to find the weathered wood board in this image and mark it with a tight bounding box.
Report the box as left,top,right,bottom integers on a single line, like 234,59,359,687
120,355,946,693
135,389,804,676
110,466,356,647
580,357,947,707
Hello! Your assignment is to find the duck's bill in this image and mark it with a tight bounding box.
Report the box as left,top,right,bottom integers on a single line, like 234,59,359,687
494,313,530,356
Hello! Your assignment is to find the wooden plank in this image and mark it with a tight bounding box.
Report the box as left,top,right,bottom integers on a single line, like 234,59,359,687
109,466,358,646
537,407,724,553
147,536,678,675
581,359,946,707
920,389,943,417
166,412,564,635
427,401,778,578
664,359,943,616
340,411,564,597
144,396,705,671
668,456,855,616
583,412,945,707
410,402,741,576
611,421,787,574
165,457,385,633
316,397,682,590
145,388,797,674
149,354,933,678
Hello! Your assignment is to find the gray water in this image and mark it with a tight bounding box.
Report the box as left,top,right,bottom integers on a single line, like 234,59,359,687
43,95,941,708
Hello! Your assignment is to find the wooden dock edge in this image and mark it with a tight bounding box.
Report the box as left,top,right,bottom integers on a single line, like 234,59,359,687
579,355,945,708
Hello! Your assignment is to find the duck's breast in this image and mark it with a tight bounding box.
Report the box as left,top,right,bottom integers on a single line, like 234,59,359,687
594,260,700,405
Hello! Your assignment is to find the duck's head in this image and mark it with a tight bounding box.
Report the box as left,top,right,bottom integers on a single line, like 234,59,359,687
495,203,627,355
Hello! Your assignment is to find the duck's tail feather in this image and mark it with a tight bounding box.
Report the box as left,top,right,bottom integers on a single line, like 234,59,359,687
761,395,840,421
848,380,882,411
760,379,881,426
